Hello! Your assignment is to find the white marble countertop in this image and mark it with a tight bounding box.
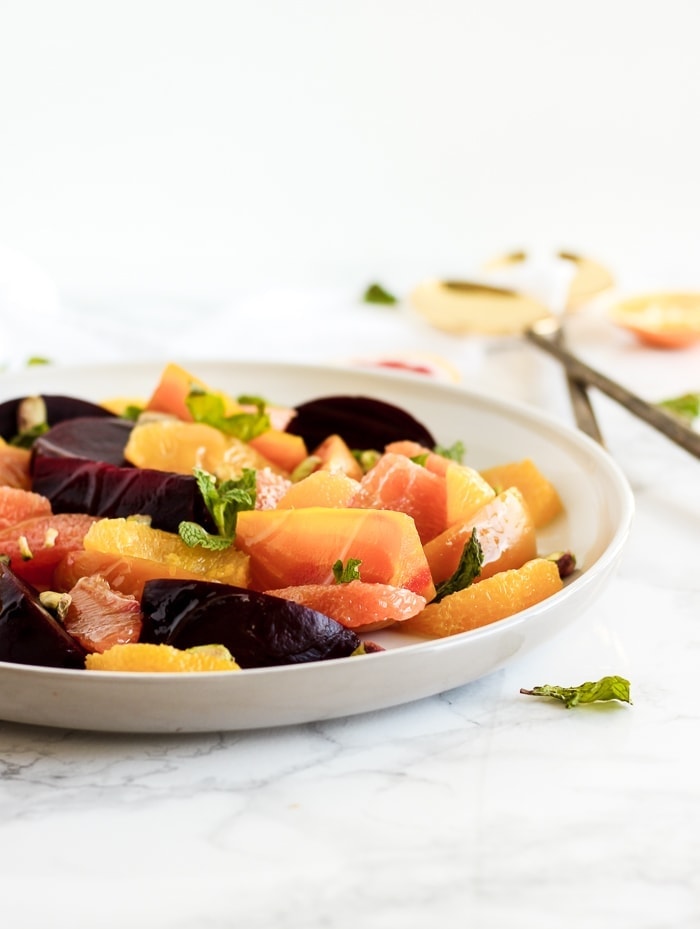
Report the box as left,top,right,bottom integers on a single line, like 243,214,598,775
1,278,699,929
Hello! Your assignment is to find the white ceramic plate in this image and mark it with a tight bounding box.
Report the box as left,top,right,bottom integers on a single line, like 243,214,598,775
0,360,634,733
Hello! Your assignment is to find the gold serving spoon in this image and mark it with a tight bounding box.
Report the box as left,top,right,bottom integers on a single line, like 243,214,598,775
410,252,608,443
410,264,700,459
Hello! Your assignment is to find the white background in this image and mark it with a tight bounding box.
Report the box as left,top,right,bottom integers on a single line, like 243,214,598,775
1,0,700,305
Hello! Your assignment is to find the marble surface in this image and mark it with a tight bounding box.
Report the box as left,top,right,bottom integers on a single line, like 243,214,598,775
1,279,699,929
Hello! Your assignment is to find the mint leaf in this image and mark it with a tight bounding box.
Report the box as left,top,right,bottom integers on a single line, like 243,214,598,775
520,675,632,708
409,453,429,467
433,440,465,463
193,467,256,538
186,389,271,440
332,558,362,583
657,392,700,425
237,393,268,408
179,467,256,549
363,283,398,305
432,529,484,602
178,521,235,551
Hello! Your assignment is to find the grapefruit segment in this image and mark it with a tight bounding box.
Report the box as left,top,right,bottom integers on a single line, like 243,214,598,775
479,458,563,527
255,468,293,510
0,486,52,530
266,580,426,630
350,452,446,543
401,558,563,638
384,440,450,476
63,575,143,653
424,487,537,585
235,506,436,600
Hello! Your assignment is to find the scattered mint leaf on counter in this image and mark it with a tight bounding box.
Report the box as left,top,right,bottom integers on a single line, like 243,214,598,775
186,389,271,440
657,392,700,426
520,675,632,709
333,558,362,583
432,529,484,602
179,467,256,549
26,356,51,366
363,283,398,305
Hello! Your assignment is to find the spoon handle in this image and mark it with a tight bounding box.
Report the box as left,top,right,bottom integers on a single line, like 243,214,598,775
550,326,606,446
525,326,700,460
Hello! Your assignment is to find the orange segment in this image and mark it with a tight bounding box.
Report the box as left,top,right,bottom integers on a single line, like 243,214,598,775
54,549,213,599
86,642,240,672
401,558,563,638
445,461,497,527
123,419,287,478
83,518,251,587
424,487,537,585
479,458,563,527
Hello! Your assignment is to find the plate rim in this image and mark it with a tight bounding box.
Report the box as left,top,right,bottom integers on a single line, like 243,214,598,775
0,358,635,729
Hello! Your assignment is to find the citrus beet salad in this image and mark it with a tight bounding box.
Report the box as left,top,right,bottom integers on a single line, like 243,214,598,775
0,363,572,673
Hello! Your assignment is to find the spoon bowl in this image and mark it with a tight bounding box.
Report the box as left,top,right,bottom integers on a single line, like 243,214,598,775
609,292,700,349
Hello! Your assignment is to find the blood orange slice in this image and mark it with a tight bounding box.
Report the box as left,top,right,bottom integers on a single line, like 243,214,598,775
0,512,98,589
